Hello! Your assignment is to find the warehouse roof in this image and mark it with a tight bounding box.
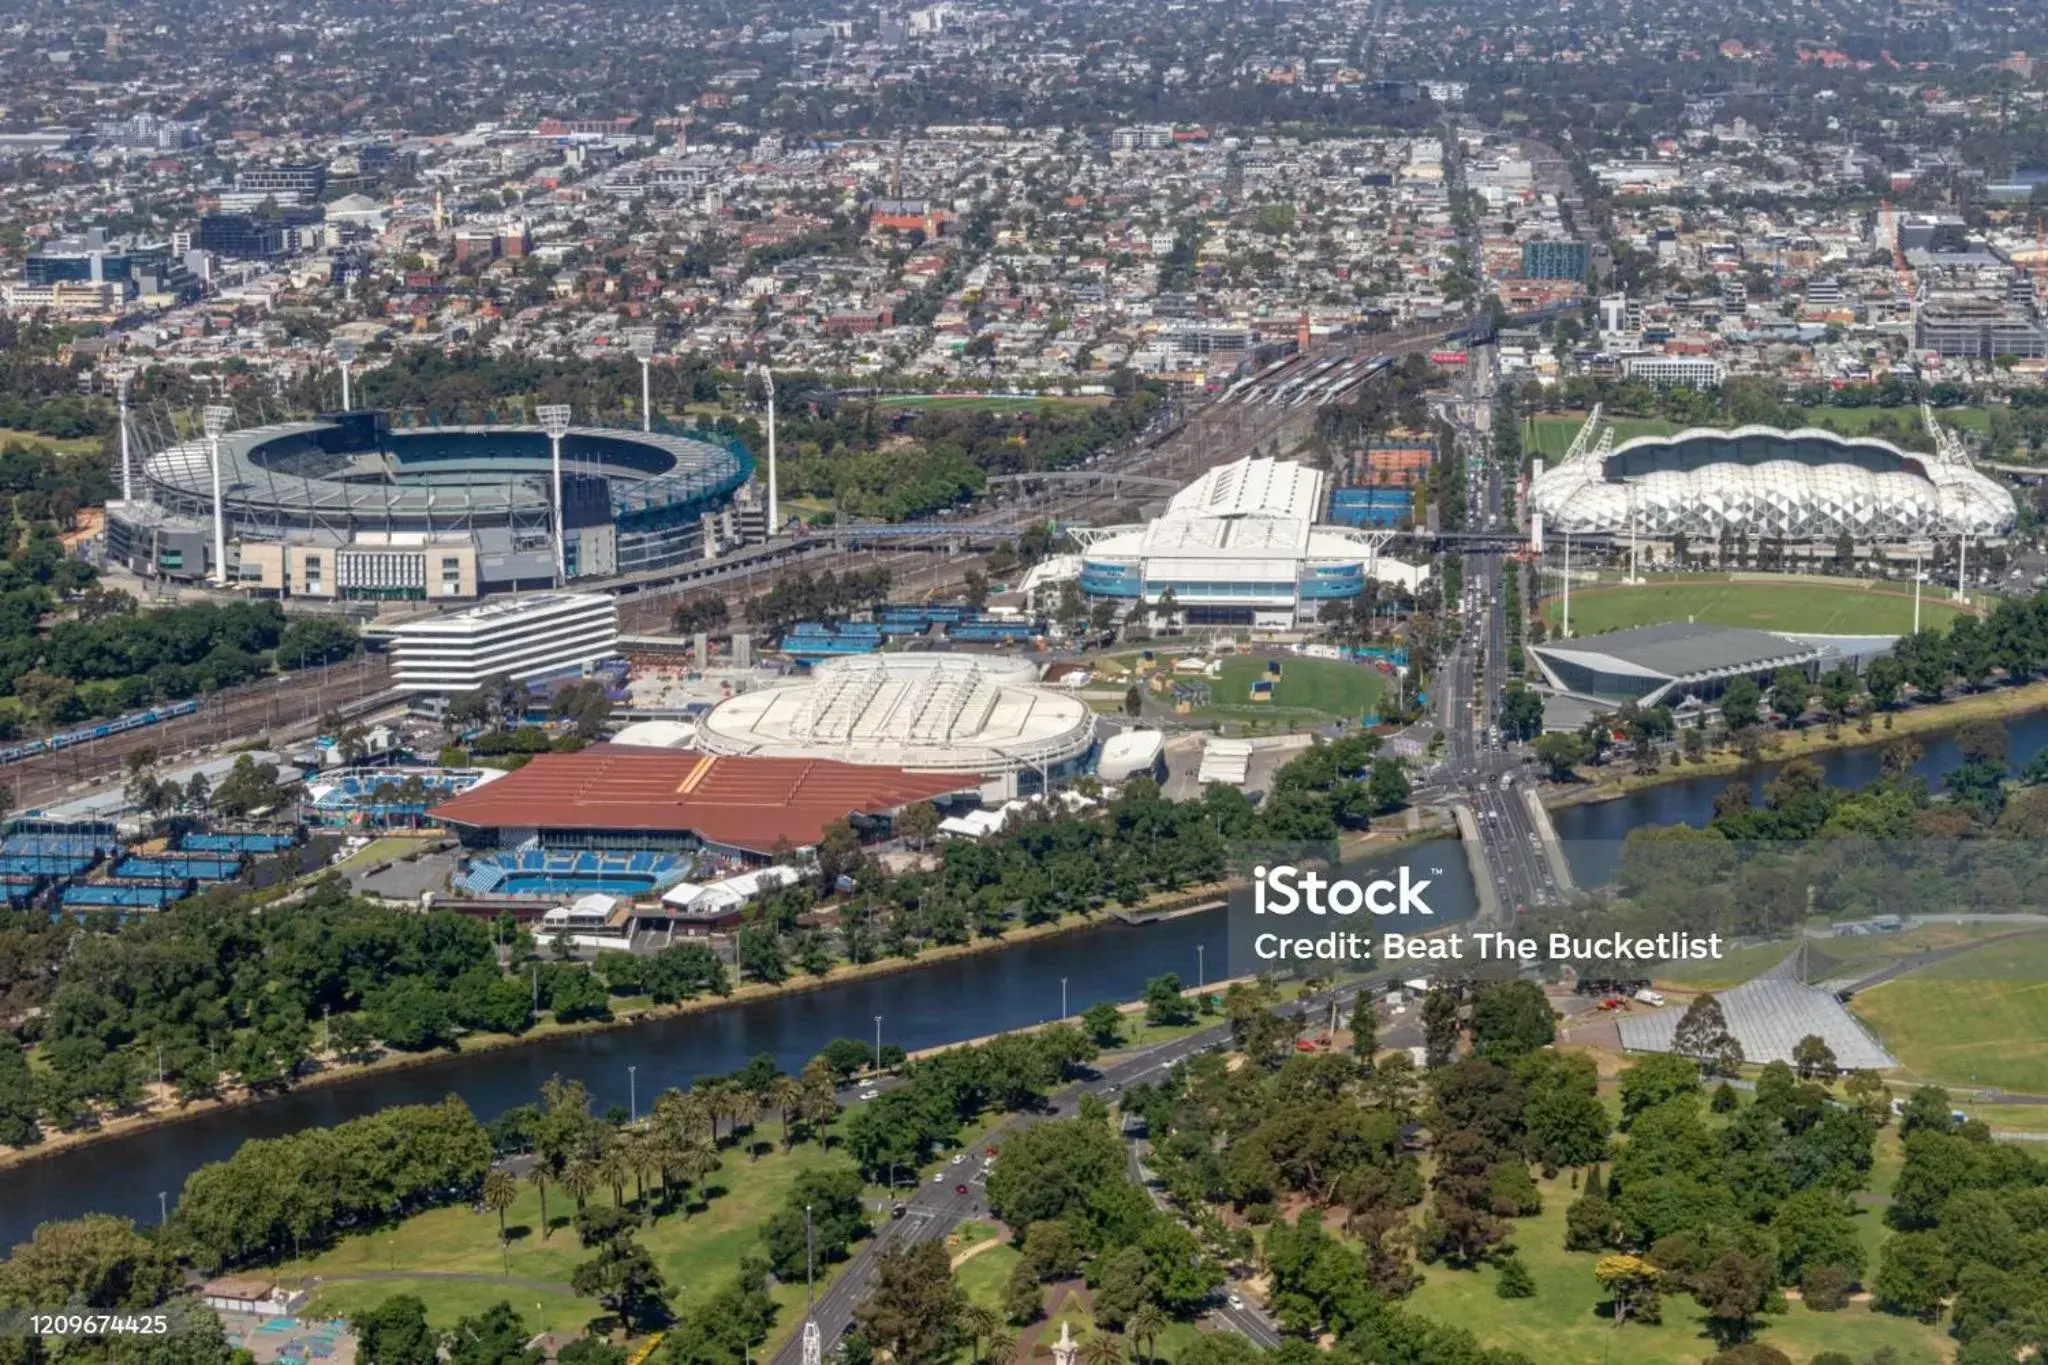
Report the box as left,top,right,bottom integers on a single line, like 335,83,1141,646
428,745,979,853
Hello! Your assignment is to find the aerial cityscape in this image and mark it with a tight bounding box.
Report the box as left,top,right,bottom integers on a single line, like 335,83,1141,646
4,0,2048,1363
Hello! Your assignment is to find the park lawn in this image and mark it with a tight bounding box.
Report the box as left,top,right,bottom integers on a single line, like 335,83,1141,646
327,836,437,874
1852,935,2048,1094
1404,1174,1951,1365
1191,656,1388,730
1539,574,1965,637
303,1277,594,1337
0,427,101,456
275,1134,863,1328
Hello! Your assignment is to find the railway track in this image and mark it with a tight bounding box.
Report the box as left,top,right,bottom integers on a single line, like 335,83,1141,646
5,656,393,811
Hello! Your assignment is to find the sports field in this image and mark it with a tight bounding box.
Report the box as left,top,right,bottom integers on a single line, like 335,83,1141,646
1197,655,1389,728
1852,935,2048,1094
1539,574,1966,637
1525,407,1992,464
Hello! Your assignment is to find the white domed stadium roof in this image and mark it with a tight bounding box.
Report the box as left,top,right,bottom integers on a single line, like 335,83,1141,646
696,654,1096,776
1529,422,2015,542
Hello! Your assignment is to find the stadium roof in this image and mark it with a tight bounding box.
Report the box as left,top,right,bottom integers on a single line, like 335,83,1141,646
1617,977,1896,1070
1528,622,1823,704
696,654,1096,775
428,745,979,853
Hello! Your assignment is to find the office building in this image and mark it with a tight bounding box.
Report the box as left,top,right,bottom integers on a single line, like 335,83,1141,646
1914,300,2048,360
388,593,620,694
233,162,327,203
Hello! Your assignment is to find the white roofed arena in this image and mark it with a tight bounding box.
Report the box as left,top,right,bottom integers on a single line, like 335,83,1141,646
1073,455,1428,629
1529,406,2015,546
695,654,1097,793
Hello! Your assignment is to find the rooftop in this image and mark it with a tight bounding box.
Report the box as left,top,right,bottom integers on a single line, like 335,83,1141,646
1530,621,1823,683
427,744,979,852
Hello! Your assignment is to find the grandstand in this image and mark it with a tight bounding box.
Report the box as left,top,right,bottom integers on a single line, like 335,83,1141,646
459,848,694,898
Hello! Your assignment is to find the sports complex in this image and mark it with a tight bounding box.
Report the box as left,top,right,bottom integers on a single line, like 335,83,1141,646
107,409,752,599
1528,406,2015,547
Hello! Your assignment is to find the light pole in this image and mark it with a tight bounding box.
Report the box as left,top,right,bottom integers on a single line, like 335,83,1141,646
874,1014,883,1072
753,361,779,533
537,403,572,585
1061,976,1068,1019
117,376,133,503
633,337,655,433
332,338,359,411
158,1191,167,1226
202,404,234,587
628,1064,638,1123
1196,944,1205,991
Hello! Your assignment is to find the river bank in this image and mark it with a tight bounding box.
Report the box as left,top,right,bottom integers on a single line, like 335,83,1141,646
1549,678,2048,810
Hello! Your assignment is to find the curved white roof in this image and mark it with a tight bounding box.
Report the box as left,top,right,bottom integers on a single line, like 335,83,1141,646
696,654,1095,775
1529,422,2016,541
610,719,698,748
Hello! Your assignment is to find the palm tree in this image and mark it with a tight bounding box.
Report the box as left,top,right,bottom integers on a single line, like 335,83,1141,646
626,1132,664,1210
559,1156,598,1216
598,1140,633,1208
984,1331,1017,1365
527,1164,555,1240
1081,1333,1126,1365
962,1304,1000,1362
768,1075,804,1150
1128,1304,1166,1364
673,1138,720,1218
481,1169,517,1265
730,1090,764,1160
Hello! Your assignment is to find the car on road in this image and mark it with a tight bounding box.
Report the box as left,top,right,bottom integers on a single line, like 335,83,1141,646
951,1153,966,1165
1228,1294,1244,1310
955,1184,969,1195
933,1171,945,1183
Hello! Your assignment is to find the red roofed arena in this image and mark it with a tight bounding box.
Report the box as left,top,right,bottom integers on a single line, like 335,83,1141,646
430,744,981,861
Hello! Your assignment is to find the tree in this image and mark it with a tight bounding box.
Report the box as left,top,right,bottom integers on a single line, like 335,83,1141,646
1671,994,1743,1076
1467,981,1554,1062
1081,1334,1127,1365
1081,1002,1124,1046
445,1302,542,1365
1367,757,1410,813
1348,995,1377,1061
1792,1034,1838,1082
1719,675,1762,730
1496,1255,1536,1299
1142,975,1195,1027
1595,1254,1664,1327
1687,1247,1774,1347
1002,1256,1042,1325
763,1167,869,1281
1769,667,1811,725
0,1213,179,1312
1123,685,1143,717
1618,1054,1699,1126
570,1221,671,1332
1872,1230,1951,1320
1499,684,1545,741
898,801,941,848
1128,1302,1167,1364
1534,731,1587,781
527,1165,555,1240
1421,987,1460,1068
1565,1189,1617,1252
482,1169,518,1251
1771,1189,1864,1287
855,1241,963,1363
356,1295,438,1365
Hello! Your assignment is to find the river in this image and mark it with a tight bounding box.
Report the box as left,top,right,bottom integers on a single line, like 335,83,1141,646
4,707,2046,1248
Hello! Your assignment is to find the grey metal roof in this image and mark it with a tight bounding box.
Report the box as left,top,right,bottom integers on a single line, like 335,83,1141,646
1618,976,1897,1071
1531,621,1822,683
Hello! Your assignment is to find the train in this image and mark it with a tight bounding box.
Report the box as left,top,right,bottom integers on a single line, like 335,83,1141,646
0,700,201,768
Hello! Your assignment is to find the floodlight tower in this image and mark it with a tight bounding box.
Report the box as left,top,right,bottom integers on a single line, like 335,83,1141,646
632,336,656,433
753,362,779,533
116,376,133,502
537,403,573,585
332,338,360,411
202,404,235,586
